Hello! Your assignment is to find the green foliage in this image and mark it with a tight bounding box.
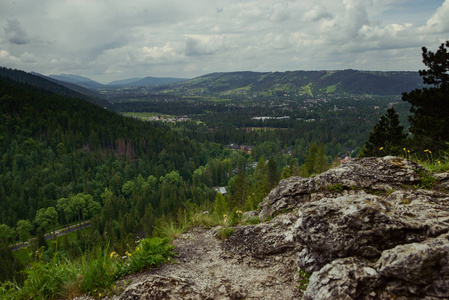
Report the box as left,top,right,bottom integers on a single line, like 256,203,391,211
0,242,23,284
297,270,311,290
361,107,406,157
128,237,175,273
0,224,13,244
326,183,344,193
301,142,330,177
226,209,244,227
16,220,32,243
213,193,230,221
242,216,260,225
34,207,58,236
402,41,449,152
153,219,186,241
78,250,117,295
0,237,176,299
216,226,235,240
414,172,437,189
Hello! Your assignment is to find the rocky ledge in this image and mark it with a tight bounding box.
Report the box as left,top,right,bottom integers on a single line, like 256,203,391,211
120,156,449,299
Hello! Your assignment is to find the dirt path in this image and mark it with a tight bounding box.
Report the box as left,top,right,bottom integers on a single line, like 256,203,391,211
117,227,302,299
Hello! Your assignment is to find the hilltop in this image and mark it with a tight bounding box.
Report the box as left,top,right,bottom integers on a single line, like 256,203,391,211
0,67,112,110
143,69,422,98
48,74,188,89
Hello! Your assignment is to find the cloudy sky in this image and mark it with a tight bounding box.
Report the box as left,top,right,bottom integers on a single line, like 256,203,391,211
1,0,448,83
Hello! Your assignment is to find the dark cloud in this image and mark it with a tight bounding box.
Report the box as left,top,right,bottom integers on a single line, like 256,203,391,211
3,19,29,45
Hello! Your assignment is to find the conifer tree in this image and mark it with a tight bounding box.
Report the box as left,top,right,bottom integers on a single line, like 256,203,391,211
361,107,406,157
213,192,229,221
402,40,449,151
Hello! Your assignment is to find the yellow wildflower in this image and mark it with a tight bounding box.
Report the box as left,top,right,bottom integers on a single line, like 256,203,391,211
110,251,118,259
403,148,406,151
424,149,429,152
379,147,384,150
438,161,441,164
429,150,432,154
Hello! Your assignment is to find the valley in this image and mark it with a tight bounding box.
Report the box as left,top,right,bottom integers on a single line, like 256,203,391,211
0,65,445,299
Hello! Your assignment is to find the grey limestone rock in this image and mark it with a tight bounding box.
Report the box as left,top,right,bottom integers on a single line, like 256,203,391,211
116,157,449,300
295,190,449,272
375,233,449,297
259,156,424,221
223,213,299,259
303,257,381,300
119,274,205,299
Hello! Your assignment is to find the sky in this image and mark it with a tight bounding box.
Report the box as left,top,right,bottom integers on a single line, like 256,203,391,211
1,0,448,84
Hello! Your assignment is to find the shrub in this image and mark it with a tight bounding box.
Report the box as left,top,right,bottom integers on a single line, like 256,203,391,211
216,227,235,240
128,237,176,273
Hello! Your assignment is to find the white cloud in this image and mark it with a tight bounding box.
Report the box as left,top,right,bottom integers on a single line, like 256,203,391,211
0,0,448,81
425,0,449,33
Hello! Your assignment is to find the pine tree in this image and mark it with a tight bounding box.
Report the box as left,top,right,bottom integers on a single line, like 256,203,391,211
301,142,329,176
213,192,230,220
361,107,406,157
402,41,449,151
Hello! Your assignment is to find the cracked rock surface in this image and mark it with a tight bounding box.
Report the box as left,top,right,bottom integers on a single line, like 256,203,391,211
112,157,449,300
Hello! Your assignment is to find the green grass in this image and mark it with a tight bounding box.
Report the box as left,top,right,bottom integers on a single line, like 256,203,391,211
300,83,313,97
13,248,29,266
216,226,235,240
325,83,340,93
2,237,176,299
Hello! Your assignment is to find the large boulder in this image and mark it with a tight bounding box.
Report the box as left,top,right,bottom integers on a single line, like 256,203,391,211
252,156,449,299
303,257,381,300
259,156,424,221
295,189,449,272
375,233,449,298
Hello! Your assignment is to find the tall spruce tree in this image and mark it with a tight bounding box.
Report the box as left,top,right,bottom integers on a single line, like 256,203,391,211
361,107,406,157
402,41,449,151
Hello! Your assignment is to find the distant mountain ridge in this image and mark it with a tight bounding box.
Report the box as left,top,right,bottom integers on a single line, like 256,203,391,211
49,74,104,89
144,70,423,97
49,74,188,89
0,67,113,109
108,76,188,87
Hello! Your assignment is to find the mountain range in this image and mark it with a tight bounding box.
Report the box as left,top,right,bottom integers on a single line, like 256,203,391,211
143,70,424,97
48,74,188,89
1,67,425,106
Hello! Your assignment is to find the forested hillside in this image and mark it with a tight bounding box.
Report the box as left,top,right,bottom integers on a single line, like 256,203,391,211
0,67,112,109
0,73,212,222
140,69,422,98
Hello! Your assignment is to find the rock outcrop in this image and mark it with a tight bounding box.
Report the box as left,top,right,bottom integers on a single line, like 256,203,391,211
119,156,449,299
